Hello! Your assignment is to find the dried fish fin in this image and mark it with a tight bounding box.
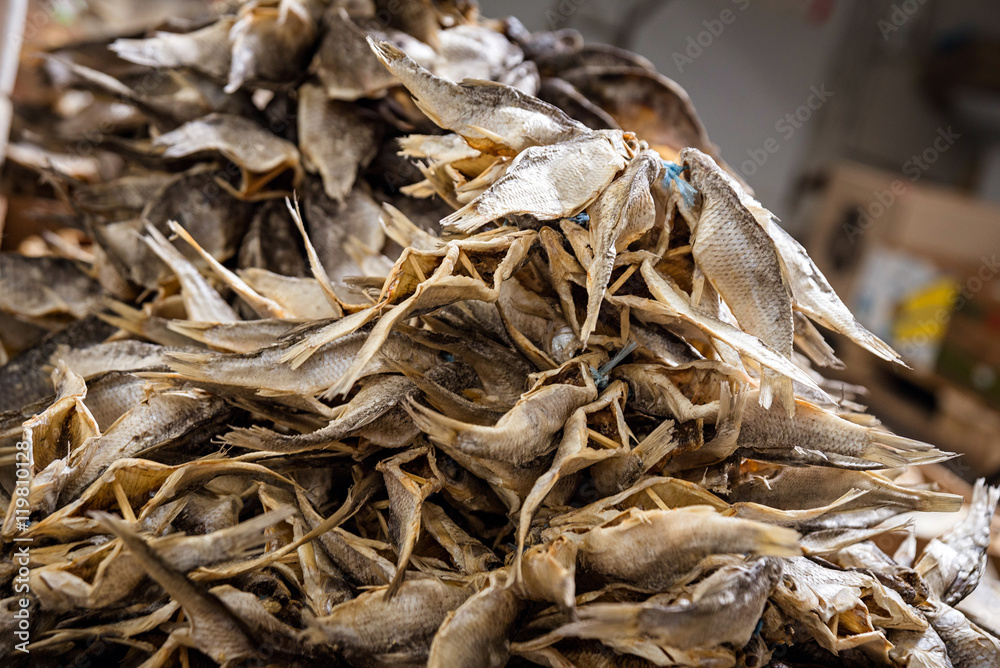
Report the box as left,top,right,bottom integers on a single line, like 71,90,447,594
168,221,291,319
91,512,259,664
763,216,905,365
285,197,344,317
377,447,442,599
142,225,240,323
794,310,844,369
380,203,440,251
634,261,829,400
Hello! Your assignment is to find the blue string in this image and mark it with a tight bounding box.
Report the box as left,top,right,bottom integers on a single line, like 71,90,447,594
662,161,697,208
589,341,638,389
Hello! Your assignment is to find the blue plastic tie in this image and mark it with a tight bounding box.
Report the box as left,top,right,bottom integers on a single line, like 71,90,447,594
589,340,638,389
662,161,697,209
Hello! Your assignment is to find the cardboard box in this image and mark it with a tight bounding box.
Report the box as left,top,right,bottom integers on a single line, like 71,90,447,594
937,290,1000,409
807,161,1000,299
850,244,959,370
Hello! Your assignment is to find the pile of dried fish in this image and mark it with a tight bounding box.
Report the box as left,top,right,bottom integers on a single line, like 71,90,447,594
2,2,998,667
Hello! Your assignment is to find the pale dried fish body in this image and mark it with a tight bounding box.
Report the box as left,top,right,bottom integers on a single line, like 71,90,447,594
440,130,632,233
0,254,102,321
151,113,303,197
427,570,521,668
226,0,322,93
316,578,472,666
111,18,236,81
369,39,588,155
550,557,782,651
297,83,381,202
581,150,661,343
576,506,800,590
915,479,1000,605
311,8,400,100
730,464,962,529
166,329,440,396
409,361,597,466
680,148,795,415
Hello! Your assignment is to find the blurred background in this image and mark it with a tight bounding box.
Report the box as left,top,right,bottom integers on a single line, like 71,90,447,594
2,0,1000,478
476,0,1000,478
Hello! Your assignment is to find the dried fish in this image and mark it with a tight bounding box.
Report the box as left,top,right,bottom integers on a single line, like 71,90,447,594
576,506,800,590
915,479,1000,605
369,38,587,155
3,4,986,667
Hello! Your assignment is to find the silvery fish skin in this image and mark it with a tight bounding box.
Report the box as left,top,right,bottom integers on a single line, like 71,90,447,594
316,578,472,667
551,557,782,651
408,367,597,466
887,612,955,668
297,82,380,202
925,600,1000,668
680,147,795,416
368,39,587,155
915,479,1000,606
427,571,521,668
735,392,954,469
166,330,440,396
439,130,632,234
581,150,661,343
576,506,800,590
729,464,963,529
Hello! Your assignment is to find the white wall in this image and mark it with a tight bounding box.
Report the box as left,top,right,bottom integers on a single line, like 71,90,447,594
479,0,854,228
